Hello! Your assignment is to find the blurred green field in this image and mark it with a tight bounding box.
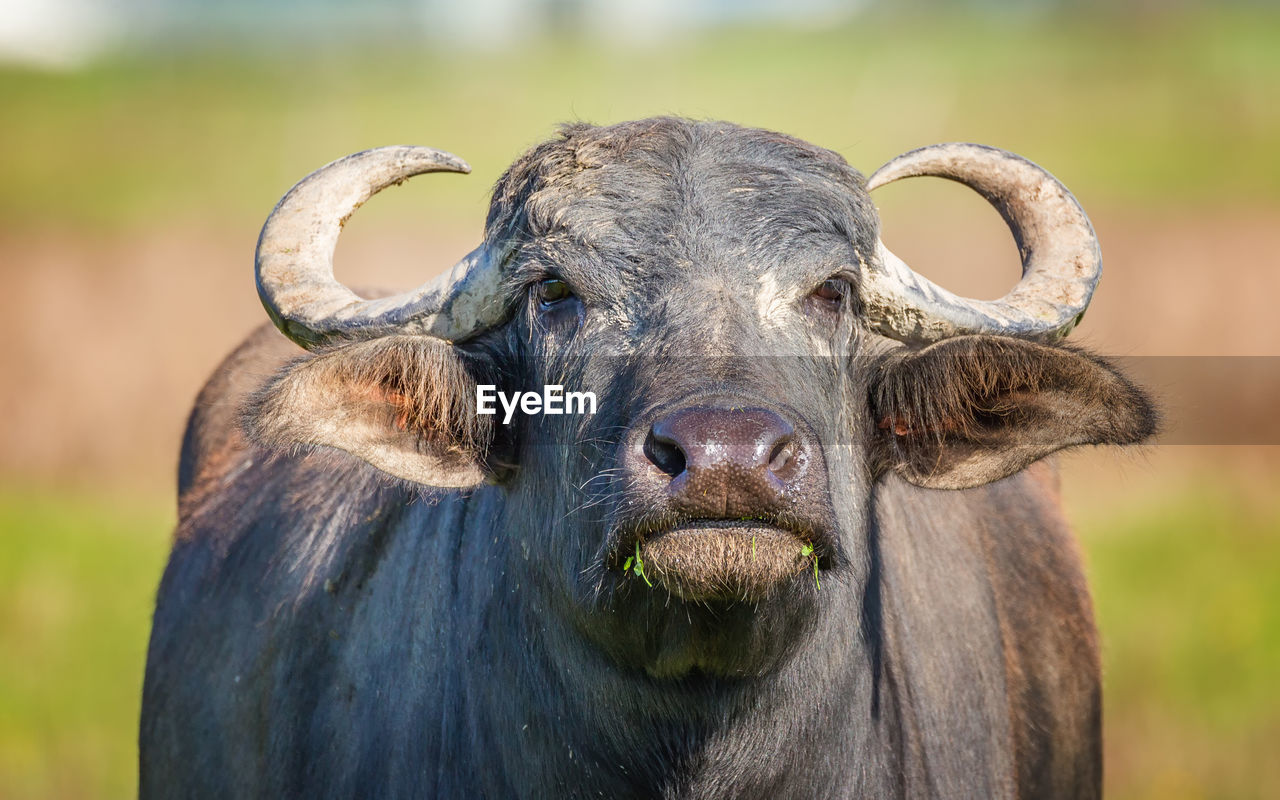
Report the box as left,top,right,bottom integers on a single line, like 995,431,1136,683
1,465,1277,799
1080,474,1280,798
1,7,1278,232
0,489,170,800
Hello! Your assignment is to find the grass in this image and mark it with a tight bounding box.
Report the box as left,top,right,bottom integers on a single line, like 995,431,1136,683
0,489,172,800
623,539,653,586
1080,486,1280,799
2,8,1279,233
0,475,1276,798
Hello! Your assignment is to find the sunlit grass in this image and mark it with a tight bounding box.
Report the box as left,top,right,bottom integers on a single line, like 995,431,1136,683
1080,487,1280,800
0,490,171,800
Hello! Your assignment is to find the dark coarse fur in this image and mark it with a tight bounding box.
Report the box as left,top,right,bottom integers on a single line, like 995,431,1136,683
142,118,1156,799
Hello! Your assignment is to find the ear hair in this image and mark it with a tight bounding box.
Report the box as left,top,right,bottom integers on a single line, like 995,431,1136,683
875,337,1065,443
243,336,494,488
349,336,492,456
872,336,1157,489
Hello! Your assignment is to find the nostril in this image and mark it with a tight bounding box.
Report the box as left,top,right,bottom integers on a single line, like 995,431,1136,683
768,437,799,481
644,430,687,478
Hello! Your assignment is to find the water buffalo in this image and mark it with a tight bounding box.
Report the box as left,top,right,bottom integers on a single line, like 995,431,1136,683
140,117,1155,798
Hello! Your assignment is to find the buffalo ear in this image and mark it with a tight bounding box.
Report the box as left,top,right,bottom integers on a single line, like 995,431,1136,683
871,336,1157,490
243,336,494,488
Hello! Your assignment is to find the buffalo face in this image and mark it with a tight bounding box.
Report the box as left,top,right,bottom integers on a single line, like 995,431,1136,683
244,118,1155,678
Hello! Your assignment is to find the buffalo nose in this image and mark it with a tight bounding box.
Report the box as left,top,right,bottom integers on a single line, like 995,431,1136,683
644,406,806,517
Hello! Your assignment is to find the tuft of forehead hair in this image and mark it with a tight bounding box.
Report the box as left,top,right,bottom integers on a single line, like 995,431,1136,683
483,117,879,261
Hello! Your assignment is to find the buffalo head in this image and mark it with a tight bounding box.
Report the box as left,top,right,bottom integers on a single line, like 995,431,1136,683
244,118,1153,677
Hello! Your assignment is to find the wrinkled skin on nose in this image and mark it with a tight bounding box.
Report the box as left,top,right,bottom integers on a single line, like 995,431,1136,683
647,406,805,518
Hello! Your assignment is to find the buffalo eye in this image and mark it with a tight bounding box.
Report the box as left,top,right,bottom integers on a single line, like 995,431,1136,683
807,277,850,312
532,277,583,331
536,278,574,308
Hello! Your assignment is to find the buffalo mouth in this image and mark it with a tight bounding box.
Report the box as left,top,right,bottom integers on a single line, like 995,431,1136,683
620,521,821,603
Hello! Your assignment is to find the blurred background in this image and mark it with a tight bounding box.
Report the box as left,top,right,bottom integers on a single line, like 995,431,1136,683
1,0,1277,797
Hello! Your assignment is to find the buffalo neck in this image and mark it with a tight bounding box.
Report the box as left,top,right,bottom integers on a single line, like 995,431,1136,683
448,487,902,798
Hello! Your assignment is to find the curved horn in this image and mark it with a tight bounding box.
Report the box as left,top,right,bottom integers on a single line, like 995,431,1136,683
861,143,1101,344
256,146,508,350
